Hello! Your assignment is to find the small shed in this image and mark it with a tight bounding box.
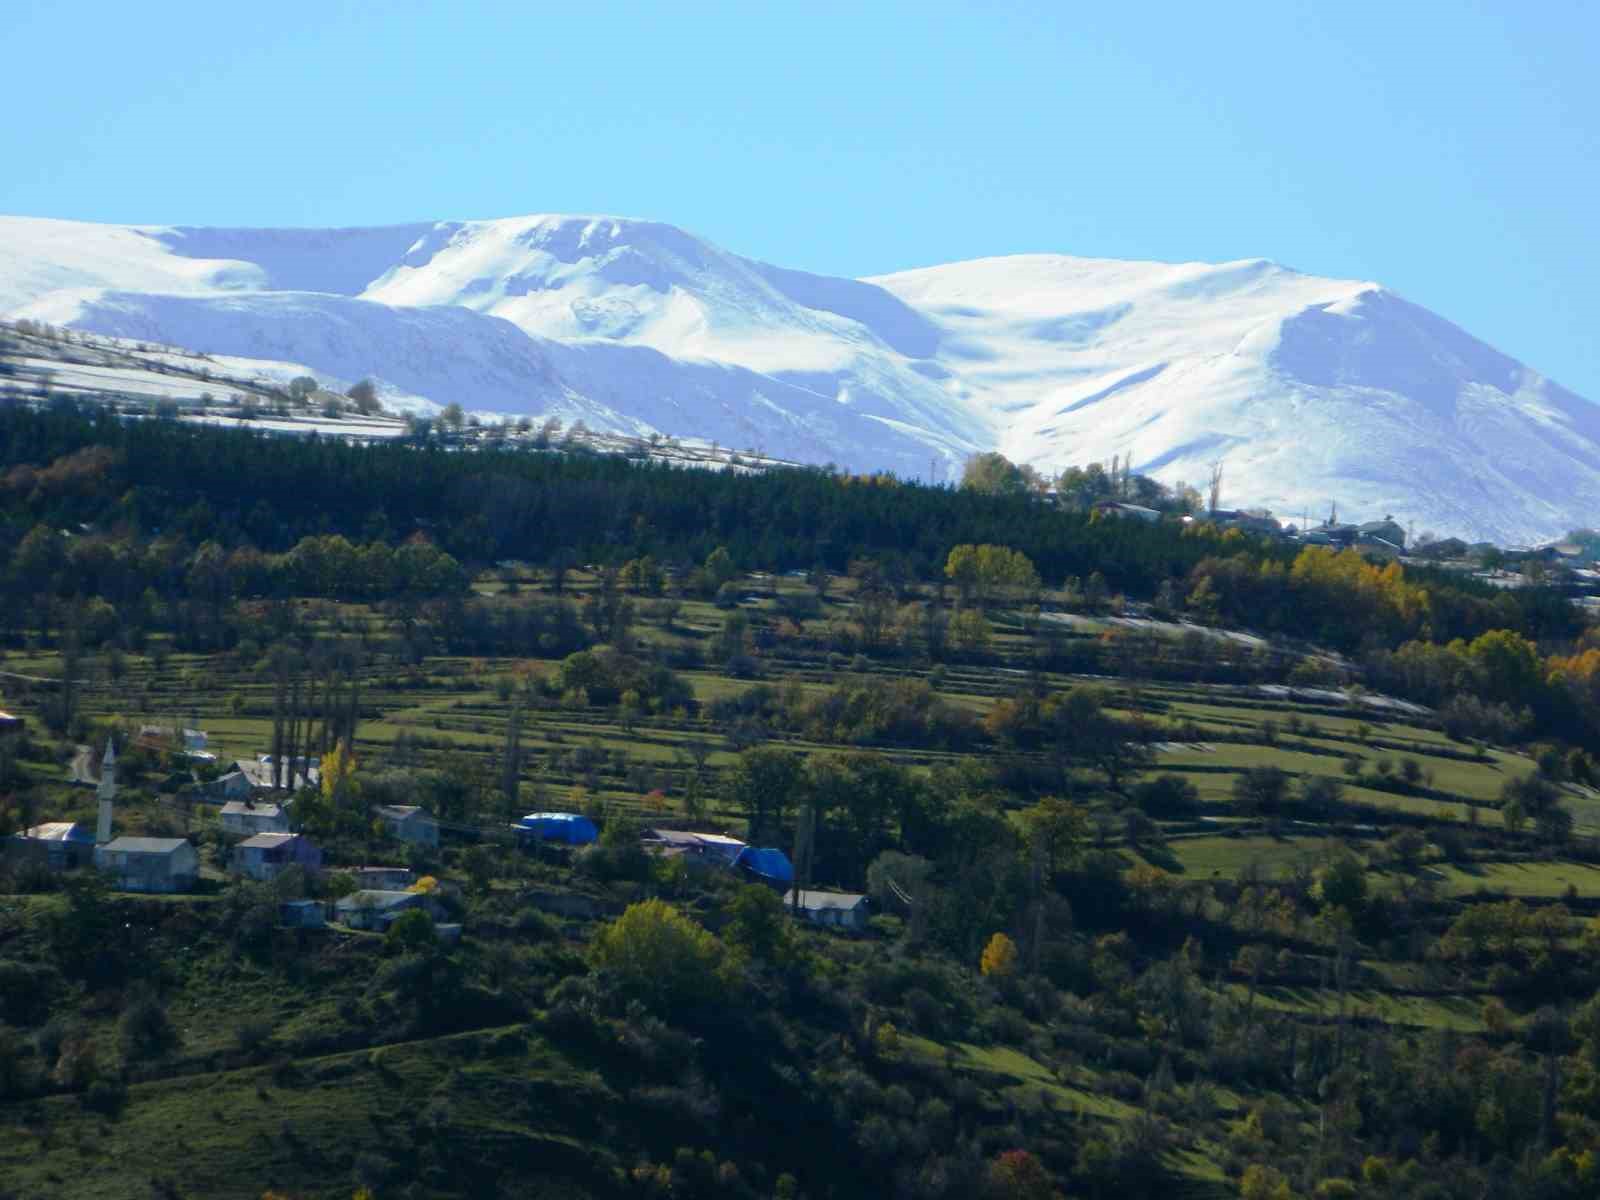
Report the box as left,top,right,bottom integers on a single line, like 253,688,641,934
516,812,598,845
375,805,440,847
232,832,322,882
94,837,198,893
5,822,95,872
220,800,291,836
784,889,871,931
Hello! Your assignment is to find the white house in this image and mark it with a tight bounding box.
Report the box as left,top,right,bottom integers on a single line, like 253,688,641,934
783,889,871,931
220,800,292,836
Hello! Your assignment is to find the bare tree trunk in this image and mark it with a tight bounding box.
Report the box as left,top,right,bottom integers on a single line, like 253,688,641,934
346,662,362,748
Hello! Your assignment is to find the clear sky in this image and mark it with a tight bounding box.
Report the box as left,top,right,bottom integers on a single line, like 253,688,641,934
3,1,1596,398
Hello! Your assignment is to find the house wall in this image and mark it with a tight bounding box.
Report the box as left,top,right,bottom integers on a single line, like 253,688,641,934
352,869,414,890
235,840,321,881
234,849,277,882
388,816,440,846
103,846,198,893
5,838,93,873
222,810,291,836
801,904,868,931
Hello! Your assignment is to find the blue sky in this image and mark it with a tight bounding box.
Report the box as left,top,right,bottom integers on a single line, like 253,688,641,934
3,1,1596,398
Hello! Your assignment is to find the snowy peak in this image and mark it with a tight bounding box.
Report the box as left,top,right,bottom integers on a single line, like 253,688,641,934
364,213,942,367
0,212,1595,543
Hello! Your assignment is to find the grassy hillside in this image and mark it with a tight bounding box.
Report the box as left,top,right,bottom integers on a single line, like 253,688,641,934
4,563,1600,1200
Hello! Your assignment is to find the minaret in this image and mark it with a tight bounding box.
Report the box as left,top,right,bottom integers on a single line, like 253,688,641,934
95,737,118,844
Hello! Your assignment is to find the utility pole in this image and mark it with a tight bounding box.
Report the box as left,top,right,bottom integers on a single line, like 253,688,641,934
790,798,816,916
502,699,524,823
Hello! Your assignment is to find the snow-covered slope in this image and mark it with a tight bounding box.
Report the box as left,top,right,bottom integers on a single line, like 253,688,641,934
1,213,1595,542
869,255,1600,541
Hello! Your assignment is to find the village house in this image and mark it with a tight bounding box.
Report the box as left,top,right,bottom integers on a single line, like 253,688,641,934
236,758,320,793
4,822,95,872
232,832,322,882
1211,509,1285,537
641,828,748,868
0,710,25,735
334,889,447,931
219,799,292,836
94,836,199,893
1092,500,1162,523
1358,518,1407,550
375,805,440,846
193,769,256,804
349,865,417,891
783,889,871,931
1298,521,1356,547
137,725,216,763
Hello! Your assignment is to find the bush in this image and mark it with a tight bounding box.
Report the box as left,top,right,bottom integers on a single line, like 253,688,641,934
83,1076,128,1116
236,1019,273,1056
1131,775,1200,818
385,908,439,956
515,906,560,942
119,992,180,1061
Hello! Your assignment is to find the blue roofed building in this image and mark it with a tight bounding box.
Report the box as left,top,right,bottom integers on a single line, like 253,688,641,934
515,812,599,845
735,846,795,887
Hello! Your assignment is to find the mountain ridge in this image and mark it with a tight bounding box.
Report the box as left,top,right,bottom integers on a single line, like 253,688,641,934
2,211,1595,543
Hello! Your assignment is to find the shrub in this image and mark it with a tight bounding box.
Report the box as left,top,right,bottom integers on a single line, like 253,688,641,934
385,908,439,956
83,1076,127,1116
236,1019,273,1056
120,992,180,1061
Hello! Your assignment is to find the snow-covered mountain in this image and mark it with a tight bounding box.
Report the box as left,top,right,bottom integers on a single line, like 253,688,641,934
2,212,1596,543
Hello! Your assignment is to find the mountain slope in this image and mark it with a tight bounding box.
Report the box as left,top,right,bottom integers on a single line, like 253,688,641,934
1,212,1595,542
870,255,1600,540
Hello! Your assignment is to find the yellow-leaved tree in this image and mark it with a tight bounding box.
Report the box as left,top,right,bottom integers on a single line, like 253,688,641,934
321,740,358,805
980,932,1018,978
